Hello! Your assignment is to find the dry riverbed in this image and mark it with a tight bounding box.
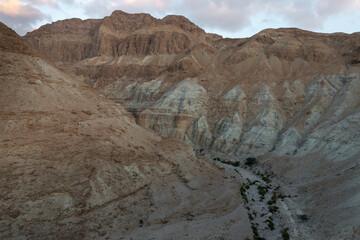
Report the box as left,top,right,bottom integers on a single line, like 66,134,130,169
202,151,313,240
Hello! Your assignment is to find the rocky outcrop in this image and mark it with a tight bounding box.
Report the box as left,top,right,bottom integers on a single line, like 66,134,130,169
25,10,211,63
25,15,360,156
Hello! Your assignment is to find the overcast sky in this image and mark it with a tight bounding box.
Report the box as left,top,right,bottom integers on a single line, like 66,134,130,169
1,0,360,37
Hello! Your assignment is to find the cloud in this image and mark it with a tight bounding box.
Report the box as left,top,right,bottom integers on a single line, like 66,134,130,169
0,0,50,35
81,0,169,18
78,0,360,34
177,0,360,33
1,0,360,36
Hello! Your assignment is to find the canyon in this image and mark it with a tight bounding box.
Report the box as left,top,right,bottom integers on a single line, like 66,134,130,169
0,9,359,239
0,22,253,239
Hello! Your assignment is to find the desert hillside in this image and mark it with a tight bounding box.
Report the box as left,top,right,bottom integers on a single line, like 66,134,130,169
24,11,360,239
0,22,255,239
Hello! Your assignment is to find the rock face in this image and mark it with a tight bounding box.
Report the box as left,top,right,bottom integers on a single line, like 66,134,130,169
25,13,360,158
0,22,253,239
25,11,360,239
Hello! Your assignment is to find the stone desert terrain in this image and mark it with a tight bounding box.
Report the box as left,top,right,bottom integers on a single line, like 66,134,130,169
0,22,253,239
1,9,360,240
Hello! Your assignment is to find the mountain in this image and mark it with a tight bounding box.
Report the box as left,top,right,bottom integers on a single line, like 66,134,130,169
24,11,360,239
0,22,253,239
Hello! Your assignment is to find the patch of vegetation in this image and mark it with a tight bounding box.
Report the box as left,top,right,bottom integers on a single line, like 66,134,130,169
298,214,309,221
257,186,267,197
252,211,257,217
139,219,144,227
248,213,254,221
221,160,240,167
245,157,258,166
268,205,279,213
265,218,275,230
261,174,271,183
278,193,291,199
281,228,290,240
197,148,205,156
251,225,265,240
246,178,252,185
245,185,250,190
240,186,248,203
267,192,277,205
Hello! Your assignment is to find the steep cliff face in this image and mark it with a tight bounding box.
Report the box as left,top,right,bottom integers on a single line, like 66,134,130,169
25,19,360,157
25,10,212,63
1,22,253,239
25,11,360,239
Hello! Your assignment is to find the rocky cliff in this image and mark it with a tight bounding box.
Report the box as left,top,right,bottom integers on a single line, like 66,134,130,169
25,11,360,239
0,22,253,239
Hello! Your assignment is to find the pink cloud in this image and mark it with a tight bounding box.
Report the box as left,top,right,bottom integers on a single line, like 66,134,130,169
1,0,360,36
0,0,50,35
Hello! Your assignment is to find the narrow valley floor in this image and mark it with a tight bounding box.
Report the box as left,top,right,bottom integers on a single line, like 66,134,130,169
203,151,315,240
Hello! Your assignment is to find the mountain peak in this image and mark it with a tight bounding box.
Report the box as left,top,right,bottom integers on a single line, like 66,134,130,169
0,22,37,56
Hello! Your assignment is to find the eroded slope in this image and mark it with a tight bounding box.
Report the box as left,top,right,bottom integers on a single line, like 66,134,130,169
24,12,360,239
0,22,252,240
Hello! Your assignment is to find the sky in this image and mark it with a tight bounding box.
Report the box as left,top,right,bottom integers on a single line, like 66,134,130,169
1,0,360,38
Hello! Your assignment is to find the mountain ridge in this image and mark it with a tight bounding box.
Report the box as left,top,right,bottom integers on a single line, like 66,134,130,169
22,10,360,239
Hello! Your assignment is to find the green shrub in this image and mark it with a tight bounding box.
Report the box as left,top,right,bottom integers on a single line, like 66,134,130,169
257,186,267,196
268,205,279,213
266,219,275,230
281,228,290,240
298,214,309,221
261,174,271,183
240,186,248,203
245,157,258,166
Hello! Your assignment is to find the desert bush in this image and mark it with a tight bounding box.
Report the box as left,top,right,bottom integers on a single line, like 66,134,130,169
257,186,267,196
261,174,271,183
298,214,309,221
245,157,258,166
240,186,248,203
268,205,279,213
266,219,275,230
281,228,290,240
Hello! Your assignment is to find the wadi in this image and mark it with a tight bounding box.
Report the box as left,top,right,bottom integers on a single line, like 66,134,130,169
1,10,360,240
